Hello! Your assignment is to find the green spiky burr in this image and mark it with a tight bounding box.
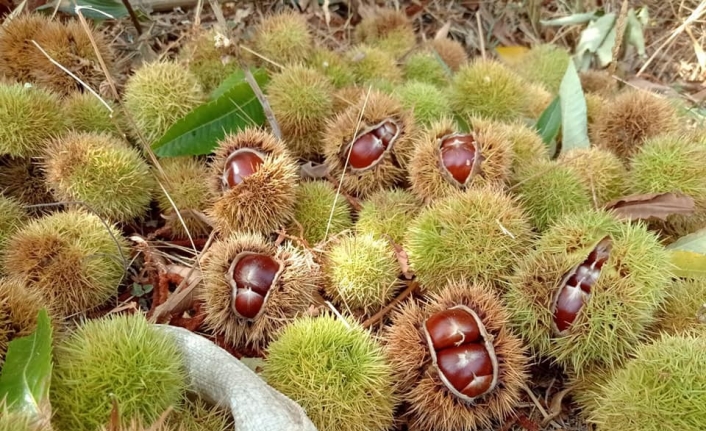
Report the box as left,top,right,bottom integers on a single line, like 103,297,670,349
0,83,65,157
307,47,355,88
251,11,313,65
585,333,706,431
558,147,626,206
395,81,452,126
498,120,550,182
50,313,187,431
513,159,592,232
405,185,533,291
123,61,205,145
354,8,416,59
291,180,352,245
355,188,421,245
323,233,403,316
63,91,124,136
449,58,532,122
347,45,403,86
263,314,396,431
503,209,671,376
402,52,450,87
0,195,27,258
512,44,571,94
651,278,706,336
3,209,129,318
179,28,239,95
43,131,156,223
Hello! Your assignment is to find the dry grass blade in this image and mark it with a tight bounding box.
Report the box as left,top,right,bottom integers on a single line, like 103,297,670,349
604,192,696,221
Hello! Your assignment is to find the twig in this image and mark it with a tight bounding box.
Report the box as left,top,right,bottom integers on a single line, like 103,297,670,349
242,68,282,139
476,12,486,60
362,281,418,329
521,383,561,428
119,0,143,35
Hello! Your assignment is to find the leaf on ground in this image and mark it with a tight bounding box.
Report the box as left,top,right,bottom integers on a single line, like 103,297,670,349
153,68,269,157
604,192,695,221
387,236,413,280
535,95,561,156
0,309,53,418
495,46,530,65
558,60,589,153
575,12,616,58
300,161,329,180
209,69,246,100
667,226,706,279
595,24,617,67
37,0,129,19
626,8,647,57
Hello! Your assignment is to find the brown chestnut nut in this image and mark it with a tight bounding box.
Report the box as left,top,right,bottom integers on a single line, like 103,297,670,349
222,148,266,188
342,119,400,171
228,251,284,320
423,305,499,402
439,133,482,187
551,236,612,335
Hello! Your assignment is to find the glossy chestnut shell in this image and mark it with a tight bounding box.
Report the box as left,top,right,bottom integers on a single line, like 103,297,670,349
227,251,284,320
341,119,400,172
438,133,482,187
551,236,612,335
222,148,266,189
423,305,499,402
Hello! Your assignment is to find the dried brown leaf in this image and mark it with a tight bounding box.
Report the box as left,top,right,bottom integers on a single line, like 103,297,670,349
542,387,572,426
604,192,695,221
300,161,330,179
387,235,413,279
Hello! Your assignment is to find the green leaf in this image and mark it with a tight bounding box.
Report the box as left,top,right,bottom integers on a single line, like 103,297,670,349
626,8,647,57
595,24,617,67
666,228,706,278
540,11,600,26
0,309,53,418
557,60,590,154
153,68,269,157
667,228,706,254
535,96,561,157
209,69,246,101
574,12,616,59
36,0,129,19
454,114,471,133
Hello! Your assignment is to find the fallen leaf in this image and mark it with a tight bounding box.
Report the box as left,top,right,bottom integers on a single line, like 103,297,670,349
542,387,572,426
300,161,329,179
494,45,530,65
666,228,706,279
434,21,452,40
387,236,414,279
604,192,695,221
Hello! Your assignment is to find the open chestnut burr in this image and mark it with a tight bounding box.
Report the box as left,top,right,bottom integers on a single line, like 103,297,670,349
383,280,529,431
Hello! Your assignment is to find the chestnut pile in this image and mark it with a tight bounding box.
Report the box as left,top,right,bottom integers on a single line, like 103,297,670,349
0,5,706,431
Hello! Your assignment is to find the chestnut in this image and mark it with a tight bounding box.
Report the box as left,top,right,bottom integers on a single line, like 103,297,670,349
423,305,499,402
551,236,612,335
222,148,266,188
227,251,284,320
341,119,400,172
438,133,482,187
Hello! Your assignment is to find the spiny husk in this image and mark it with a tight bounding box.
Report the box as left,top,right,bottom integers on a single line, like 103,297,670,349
512,44,571,94
123,61,205,145
263,313,396,431
558,147,627,207
591,89,679,160
650,278,706,337
3,209,129,318
0,83,65,158
0,277,48,366
322,89,416,198
586,333,706,431
354,7,416,58
408,117,513,203
450,58,532,122
355,187,421,245
178,27,239,95
50,313,187,431
347,45,403,86
402,52,450,87
200,232,320,350
627,132,706,238
0,195,27,257
43,131,156,223
498,120,550,182
422,37,468,72
208,128,299,236
64,91,125,136
383,280,529,431
395,81,452,126
405,185,533,290
307,47,356,88
267,65,335,159
503,209,671,376
525,82,554,119
290,180,352,246
513,158,592,232
579,69,619,98
155,156,214,239
0,156,55,213
0,14,57,84
323,232,403,317
251,11,313,65
26,20,115,96
331,85,366,115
